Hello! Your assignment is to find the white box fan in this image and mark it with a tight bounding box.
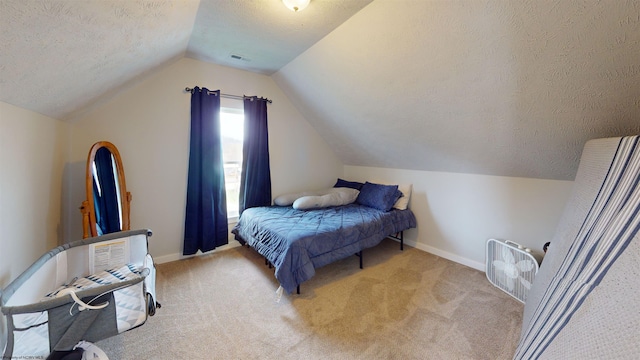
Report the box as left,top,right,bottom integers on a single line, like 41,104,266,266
486,239,543,303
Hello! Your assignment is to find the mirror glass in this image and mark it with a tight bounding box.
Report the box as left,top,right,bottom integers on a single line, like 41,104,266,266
81,141,131,238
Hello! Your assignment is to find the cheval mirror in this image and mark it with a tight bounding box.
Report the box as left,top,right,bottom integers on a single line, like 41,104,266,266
80,141,132,238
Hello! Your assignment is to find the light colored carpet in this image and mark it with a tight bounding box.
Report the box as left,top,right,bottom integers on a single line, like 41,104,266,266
97,239,523,359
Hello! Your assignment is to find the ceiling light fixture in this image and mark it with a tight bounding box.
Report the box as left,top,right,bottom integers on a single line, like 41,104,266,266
282,0,310,12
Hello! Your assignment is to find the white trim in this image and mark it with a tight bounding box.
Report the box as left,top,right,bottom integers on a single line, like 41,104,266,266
398,238,486,272
156,235,486,271
154,241,242,264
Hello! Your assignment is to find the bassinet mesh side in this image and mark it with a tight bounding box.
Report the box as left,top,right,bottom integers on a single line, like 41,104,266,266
5,311,50,358
1,229,156,359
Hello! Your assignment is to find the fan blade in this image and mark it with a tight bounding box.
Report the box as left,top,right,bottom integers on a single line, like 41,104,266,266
517,259,534,272
506,277,515,291
493,260,506,271
502,246,515,264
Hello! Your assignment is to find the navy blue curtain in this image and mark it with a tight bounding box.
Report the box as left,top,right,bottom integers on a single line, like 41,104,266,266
183,87,228,255
239,97,272,214
93,147,120,235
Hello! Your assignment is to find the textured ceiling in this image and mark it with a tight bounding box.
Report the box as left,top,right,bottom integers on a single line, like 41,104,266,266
0,0,199,120
1,0,639,181
274,0,640,180
0,0,371,120
186,0,373,74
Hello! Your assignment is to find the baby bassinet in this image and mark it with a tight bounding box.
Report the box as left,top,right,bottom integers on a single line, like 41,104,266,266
1,229,159,359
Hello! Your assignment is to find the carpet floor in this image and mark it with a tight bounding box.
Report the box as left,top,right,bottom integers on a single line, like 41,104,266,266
97,239,523,359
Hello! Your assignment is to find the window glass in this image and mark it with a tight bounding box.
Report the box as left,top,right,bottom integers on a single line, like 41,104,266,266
220,108,244,219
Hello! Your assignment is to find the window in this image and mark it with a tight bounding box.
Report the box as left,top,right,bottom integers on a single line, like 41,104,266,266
220,107,244,220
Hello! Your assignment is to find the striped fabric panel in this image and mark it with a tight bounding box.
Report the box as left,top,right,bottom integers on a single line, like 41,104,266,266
514,136,640,359
45,264,142,297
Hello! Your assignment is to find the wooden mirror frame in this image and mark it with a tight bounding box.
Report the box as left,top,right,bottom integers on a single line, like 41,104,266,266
80,141,132,238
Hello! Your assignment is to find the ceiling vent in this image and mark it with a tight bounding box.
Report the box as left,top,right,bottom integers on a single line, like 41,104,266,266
230,54,251,62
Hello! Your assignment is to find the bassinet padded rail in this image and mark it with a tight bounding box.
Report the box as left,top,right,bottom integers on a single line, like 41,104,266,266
1,229,159,360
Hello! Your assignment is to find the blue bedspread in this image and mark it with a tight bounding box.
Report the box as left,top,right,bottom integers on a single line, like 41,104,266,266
231,204,417,294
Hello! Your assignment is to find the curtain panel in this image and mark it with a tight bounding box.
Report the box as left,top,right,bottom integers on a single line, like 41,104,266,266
183,87,228,255
239,97,272,214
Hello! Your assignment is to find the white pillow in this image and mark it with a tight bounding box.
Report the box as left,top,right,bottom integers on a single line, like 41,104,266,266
328,187,360,203
293,188,360,210
274,190,322,206
393,184,413,210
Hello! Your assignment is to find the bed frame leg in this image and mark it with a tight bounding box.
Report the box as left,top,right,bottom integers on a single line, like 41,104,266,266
358,251,363,269
297,285,300,294
388,231,405,251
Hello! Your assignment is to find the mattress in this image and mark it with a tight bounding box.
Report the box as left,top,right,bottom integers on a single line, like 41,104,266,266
516,135,640,359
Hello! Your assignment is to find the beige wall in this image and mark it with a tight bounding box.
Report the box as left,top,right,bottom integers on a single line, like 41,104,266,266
0,55,580,351
68,58,344,261
0,55,578,274
344,166,574,269
0,101,69,350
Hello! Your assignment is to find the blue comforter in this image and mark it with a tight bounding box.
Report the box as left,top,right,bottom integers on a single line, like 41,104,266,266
231,204,417,293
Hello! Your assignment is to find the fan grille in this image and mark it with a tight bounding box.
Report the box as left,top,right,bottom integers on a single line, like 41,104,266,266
486,239,540,303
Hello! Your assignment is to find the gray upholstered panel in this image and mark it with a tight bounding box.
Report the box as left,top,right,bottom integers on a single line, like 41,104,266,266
517,136,640,359
521,137,620,327
540,234,639,359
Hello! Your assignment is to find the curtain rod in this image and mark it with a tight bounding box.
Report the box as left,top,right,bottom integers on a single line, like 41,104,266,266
184,87,272,103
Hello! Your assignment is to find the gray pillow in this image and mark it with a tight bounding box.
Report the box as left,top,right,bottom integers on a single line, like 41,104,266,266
293,188,360,210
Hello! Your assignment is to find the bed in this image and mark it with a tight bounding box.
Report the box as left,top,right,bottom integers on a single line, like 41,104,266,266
232,197,417,294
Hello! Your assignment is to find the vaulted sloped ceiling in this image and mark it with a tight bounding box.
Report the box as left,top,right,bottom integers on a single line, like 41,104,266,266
186,0,373,74
273,0,640,180
0,0,199,120
0,0,372,119
1,0,638,181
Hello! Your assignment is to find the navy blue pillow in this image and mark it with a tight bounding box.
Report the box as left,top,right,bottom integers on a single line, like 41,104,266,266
356,182,402,211
334,178,364,190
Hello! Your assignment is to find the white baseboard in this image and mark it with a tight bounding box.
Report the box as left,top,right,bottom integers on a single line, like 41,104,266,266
156,237,485,272
154,241,242,264
398,238,485,272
